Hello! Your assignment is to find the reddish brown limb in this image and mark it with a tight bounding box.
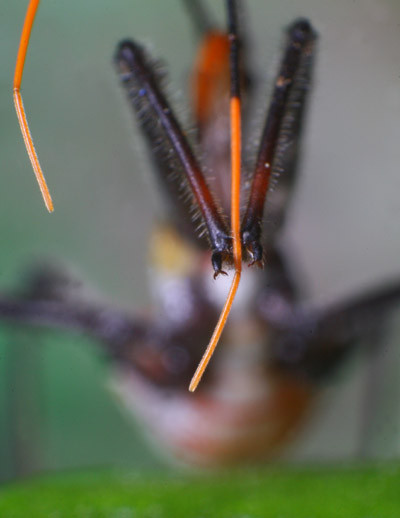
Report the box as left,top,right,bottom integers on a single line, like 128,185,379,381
241,20,316,264
115,41,231,275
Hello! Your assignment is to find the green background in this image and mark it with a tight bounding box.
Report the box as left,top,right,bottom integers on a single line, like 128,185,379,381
1,0,400,484
1,466,400,517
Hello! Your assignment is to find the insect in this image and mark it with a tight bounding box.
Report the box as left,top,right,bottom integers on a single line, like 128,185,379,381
2,1,400,468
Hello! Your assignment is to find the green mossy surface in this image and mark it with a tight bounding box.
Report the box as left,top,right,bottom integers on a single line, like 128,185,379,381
1,464,399,518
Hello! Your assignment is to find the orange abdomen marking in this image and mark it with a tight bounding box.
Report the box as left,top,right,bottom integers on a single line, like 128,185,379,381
192,31,230,128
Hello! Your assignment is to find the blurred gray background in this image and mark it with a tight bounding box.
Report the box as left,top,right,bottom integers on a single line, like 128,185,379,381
0,0,400,480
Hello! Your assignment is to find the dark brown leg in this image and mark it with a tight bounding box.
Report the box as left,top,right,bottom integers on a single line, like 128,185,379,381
115,41,232,275
0,267,216,388
181,0,215,36
257,274,400,382
241,19,317,265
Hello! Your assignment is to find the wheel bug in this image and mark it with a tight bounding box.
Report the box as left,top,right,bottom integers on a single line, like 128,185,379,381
2,0,400,470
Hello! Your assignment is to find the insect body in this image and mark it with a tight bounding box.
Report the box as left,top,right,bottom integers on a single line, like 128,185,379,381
4,1,400,467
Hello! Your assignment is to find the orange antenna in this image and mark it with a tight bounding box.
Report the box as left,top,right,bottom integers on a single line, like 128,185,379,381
13,0,54,212
189,0,242,392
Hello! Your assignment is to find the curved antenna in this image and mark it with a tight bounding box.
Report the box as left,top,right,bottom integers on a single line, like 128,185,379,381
13,0,54,212
189,0,242,392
